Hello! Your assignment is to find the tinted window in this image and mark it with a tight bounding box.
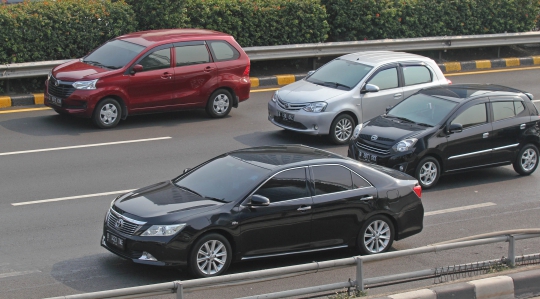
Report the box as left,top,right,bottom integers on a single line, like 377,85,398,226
83,40,145,69
312,165,352,195
403,66,432,86
175,45,210,66
306,59,373,90
493,101,515,121
368,68,399,90
388,93,458,126
515,101,525,115
139,48,171,71
451,103,487,128
352,173,371,188
208,40,240,61
174,155,270,203
254,168,309,203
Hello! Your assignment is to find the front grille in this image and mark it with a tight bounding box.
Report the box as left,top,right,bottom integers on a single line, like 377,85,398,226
355,141,391,155
277,98,307,111
274,116,308,130
107,209,143,236
48,76,76,98
359,134,394,143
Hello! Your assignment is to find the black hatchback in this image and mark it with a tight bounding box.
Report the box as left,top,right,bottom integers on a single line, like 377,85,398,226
102,145,423,278
348,84,540,189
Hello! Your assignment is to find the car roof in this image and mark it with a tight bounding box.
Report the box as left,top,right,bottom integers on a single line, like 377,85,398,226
340,51,433,66
419,84,526,102
227,145,345,169
115,29,230,47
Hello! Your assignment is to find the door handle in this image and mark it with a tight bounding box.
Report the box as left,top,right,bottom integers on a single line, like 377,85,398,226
394,93,402,98
161,72,172,79
360,196,374,201
520,124,526,129
297,206,311,211
483,133,489,138
204,66,214,72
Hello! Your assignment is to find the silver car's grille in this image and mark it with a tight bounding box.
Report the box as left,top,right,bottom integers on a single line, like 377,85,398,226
277,98,307,111
355,141,391,155
107,208,145,236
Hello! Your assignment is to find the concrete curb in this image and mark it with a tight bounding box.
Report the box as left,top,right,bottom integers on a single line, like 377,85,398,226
1,56,539,108
369,268,540,299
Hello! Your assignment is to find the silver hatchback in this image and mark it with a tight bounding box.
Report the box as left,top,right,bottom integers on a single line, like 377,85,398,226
268,51,450,144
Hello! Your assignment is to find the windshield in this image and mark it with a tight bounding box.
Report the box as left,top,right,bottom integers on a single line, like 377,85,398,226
83,40,145,69
307,59,373,90
174,155,271,203
387,94,458,126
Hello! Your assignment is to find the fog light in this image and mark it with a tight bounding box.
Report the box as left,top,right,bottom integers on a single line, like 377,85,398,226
139,252,158,261
101,236,106,246
314,125,318,130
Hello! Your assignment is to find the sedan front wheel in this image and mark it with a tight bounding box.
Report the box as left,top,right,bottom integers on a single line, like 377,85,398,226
189,233,232,278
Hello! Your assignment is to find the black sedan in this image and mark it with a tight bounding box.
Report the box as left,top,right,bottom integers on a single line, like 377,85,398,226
102,145,423,277
348,84,540,189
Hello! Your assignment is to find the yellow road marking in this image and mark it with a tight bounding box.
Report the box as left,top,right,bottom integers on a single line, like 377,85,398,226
445,65,540,76
33,93,44,105
0,96,11,108
444,62,461,72
251,87,279,93
533,56,540,65
0,107,51,114
249,77,260,87
475,60,491,69
504,57,520,67
276,74,295,85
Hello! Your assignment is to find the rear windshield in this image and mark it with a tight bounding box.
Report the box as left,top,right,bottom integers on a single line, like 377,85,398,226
307,59,373,90
83,40,145,70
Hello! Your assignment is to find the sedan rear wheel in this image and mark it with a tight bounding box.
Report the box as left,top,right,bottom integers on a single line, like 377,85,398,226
358,215,394,255
189,233,232,278
513,144,539,175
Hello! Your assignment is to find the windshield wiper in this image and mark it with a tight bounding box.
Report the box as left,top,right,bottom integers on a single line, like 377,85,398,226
416,122,434,127
175,185,204,198
386,115,415,123
322,81,350,89
204,196,228,203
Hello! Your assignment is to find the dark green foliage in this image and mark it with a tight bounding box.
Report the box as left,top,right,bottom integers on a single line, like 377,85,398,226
124,0,188,31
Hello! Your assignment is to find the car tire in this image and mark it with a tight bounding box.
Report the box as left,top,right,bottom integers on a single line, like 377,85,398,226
92,98,121,129
206,89,233,118
415,156,440,189
189,233,232,278
329,114,355,145
513,144,539,175
357,215,394,255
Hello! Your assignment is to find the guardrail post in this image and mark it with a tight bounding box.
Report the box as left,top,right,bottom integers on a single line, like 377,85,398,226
355,256,364,291
174,280,183,299
507,235,515,267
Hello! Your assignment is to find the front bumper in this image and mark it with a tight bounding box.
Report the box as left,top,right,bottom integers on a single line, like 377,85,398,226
44,79,101,118
347,139,419,175
267,100,334,135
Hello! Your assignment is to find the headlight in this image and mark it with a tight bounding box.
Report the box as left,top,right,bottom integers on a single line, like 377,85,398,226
271,91,279,102
352,124,363,140
72,79,98,90
141,224,186,237
392,138,418,152
303,102,327,113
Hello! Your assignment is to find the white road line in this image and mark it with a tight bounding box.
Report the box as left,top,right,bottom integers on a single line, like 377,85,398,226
12,189,135,206
425,202,496,216
533,100,540,103
0,136,172,156
0,270,41,279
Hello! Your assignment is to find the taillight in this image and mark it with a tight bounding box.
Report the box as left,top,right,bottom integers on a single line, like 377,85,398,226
446,79,452,85
413,184,422,198
243,63,250,77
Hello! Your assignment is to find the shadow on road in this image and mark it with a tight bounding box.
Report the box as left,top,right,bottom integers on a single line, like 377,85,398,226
424,166,526,192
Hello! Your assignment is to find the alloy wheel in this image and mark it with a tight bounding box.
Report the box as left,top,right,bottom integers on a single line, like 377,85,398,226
521,148,537,171
364,220,391,253
212,94,230,114
196,240,228,275
99,103,118,125
335,118,353,142
419,161,437,186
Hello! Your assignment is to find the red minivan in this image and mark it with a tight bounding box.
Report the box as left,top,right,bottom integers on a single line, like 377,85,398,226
45,29,251,128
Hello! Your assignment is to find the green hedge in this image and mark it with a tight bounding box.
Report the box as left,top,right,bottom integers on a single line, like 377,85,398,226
0,0,137,64
323,0,540,41
124,0,188,31
183,0,329,47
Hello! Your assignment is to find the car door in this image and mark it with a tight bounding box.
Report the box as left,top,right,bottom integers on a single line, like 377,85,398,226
127,44,176,110
489,97,531,163
172,41,218,107
237,167,313,257
361,64,403,122
309,164,377,249
444,99,493,172
400,63,439,99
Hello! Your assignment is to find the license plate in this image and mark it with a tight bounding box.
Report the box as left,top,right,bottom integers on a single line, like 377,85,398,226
106,232,125,250
358,151,378,163
278,111,294,121
49,95,62,107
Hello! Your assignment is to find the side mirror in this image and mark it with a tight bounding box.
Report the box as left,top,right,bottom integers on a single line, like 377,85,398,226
132,64,143,74
248,194,270,206
385,106,393,113
183,168,191,174
447,123,463,134
307,70,315,77
361,84,380,94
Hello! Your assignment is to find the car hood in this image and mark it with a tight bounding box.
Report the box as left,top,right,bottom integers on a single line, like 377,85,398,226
278,80,348,103
113,181,223,219
53,60,117,81
359,116,430,146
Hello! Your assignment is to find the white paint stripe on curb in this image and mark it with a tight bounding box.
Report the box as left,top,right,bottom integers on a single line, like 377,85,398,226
389,289,436,299
468,275,514,299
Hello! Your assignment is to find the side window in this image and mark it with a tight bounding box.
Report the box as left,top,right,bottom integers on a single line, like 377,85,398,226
514,101,525,115
254,168,308,203
403,66,432,86
493,101,516,121
367,67,399,90
208,40,240,61
312,165,353,196
138,48,171,71
451,103,487,129
175,44,210,66
352,173,371,189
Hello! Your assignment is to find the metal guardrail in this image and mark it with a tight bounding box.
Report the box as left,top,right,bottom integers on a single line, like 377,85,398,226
45,229,540,299
1,32,540,80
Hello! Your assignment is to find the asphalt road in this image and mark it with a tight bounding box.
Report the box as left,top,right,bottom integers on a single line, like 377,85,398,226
0,67,540,299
